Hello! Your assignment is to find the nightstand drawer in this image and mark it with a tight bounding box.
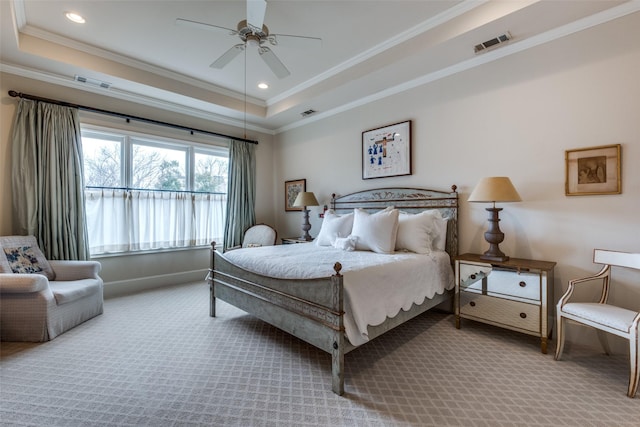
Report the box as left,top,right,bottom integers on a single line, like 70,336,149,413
459,263,492,287
460,292,540,333
487,269,540,302
460,266,540,303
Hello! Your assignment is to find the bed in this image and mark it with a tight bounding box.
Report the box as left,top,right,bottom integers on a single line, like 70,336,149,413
208,186,458,395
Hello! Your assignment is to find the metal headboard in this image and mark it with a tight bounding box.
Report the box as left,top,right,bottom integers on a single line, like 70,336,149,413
331,186,459,261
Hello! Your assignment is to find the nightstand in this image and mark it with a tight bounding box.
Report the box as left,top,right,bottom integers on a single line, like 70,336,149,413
455,253,556,353
281,237,312,244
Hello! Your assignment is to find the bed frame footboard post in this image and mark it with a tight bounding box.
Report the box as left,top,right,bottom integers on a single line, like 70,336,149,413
332,333,344,395
209,241,216,318
331,262,345,395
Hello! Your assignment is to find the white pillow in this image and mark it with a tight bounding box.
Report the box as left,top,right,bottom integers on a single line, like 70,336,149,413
315,210,354,246
351,207,399,254
396,210,448,253
432,216,448,251
333,235,358,251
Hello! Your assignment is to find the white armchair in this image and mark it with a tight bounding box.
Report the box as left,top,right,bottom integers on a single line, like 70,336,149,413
0,235,104,342
555,249,640,398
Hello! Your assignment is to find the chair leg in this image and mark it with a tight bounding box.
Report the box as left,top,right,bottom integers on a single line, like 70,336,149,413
596,330,611,356
628,334,638,398
555,314,566,361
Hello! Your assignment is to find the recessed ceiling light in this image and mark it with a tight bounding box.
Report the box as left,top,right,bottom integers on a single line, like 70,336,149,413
65,12,85,24
258,82,269,89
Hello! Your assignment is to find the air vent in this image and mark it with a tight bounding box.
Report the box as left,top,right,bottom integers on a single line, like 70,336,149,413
474,32,512,54
300,109,317,117
74,75,111,89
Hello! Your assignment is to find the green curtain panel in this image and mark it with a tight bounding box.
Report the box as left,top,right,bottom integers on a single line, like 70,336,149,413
11,98,90,260
223,139,256,251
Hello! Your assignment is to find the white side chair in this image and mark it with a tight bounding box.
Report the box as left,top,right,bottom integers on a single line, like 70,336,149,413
555,249,640,398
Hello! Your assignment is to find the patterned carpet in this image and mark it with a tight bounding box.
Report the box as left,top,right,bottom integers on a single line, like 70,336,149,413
1,282,638,426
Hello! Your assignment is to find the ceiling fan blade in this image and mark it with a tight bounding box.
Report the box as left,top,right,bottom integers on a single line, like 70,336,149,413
210,44,245,69
258,46,290,79
175,18,236,35
247,0,267,31
269,34,323,49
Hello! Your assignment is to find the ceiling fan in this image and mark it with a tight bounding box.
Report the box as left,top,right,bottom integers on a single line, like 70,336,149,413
176,0,322,79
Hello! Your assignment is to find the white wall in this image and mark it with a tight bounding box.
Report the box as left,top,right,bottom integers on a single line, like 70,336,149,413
0,73,277,297
274,13,640,350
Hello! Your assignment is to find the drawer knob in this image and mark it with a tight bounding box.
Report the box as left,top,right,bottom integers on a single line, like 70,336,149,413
519,281,526,287
520,313,527,319
470,301,476,307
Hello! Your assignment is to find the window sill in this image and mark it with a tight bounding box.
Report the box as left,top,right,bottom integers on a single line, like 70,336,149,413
90,244,219,259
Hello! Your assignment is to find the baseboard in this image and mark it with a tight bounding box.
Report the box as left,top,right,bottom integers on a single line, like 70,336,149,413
103,269,208,299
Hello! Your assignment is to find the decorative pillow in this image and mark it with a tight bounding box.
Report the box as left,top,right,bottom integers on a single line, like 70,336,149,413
351,207,399,254
4,246,44,274
0,236,56,280
315,210,354,246
332,235,358,251
396,210,446,254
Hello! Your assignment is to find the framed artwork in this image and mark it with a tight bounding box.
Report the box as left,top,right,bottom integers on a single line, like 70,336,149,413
362,120,412,179
285,179,306,211
565,144,621,196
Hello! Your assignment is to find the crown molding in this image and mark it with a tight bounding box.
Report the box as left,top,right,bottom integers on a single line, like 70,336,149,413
1,62,275,135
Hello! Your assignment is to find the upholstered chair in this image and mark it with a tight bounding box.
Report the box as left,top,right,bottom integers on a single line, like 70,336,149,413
226,224,277,251
0,235,104,342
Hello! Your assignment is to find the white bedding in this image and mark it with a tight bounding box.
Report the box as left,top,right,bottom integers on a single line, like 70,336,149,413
221,243,454,346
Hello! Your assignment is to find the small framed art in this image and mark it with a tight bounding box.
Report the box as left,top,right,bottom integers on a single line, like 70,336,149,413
285,179,306,211
565,144,621,196
362,120,411,179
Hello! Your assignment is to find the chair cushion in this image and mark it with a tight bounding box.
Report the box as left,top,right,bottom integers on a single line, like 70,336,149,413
50,279,102,305
0,236,55,280
562,302,639,333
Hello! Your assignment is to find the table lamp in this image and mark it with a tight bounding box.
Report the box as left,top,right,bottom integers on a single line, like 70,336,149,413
468,177,521,262
293,191,319,241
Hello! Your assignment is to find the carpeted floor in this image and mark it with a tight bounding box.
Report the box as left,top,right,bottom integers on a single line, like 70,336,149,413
1,282,638,426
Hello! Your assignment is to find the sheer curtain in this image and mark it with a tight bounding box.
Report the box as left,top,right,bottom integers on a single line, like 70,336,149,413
223,139,256,251
11,99,90,260
85,189,226,254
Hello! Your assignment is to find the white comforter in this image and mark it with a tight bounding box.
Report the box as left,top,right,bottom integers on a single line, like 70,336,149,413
220,243,454,346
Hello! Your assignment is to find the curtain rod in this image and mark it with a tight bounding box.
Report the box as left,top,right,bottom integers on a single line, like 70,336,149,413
8,90,258,145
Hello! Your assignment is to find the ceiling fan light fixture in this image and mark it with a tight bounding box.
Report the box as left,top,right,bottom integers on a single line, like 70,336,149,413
246,35,260,48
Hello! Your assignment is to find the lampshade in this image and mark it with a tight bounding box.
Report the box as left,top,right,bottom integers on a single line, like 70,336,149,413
468,177,522,203
293,192,319,207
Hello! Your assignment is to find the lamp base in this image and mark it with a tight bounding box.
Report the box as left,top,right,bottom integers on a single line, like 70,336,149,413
299,208,313,241
480,252,510,262
481,206,510,263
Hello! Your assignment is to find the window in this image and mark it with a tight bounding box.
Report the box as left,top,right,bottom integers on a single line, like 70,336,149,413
81,128,228,255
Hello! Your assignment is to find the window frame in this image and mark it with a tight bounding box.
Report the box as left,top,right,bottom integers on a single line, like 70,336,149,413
80,124,229,255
